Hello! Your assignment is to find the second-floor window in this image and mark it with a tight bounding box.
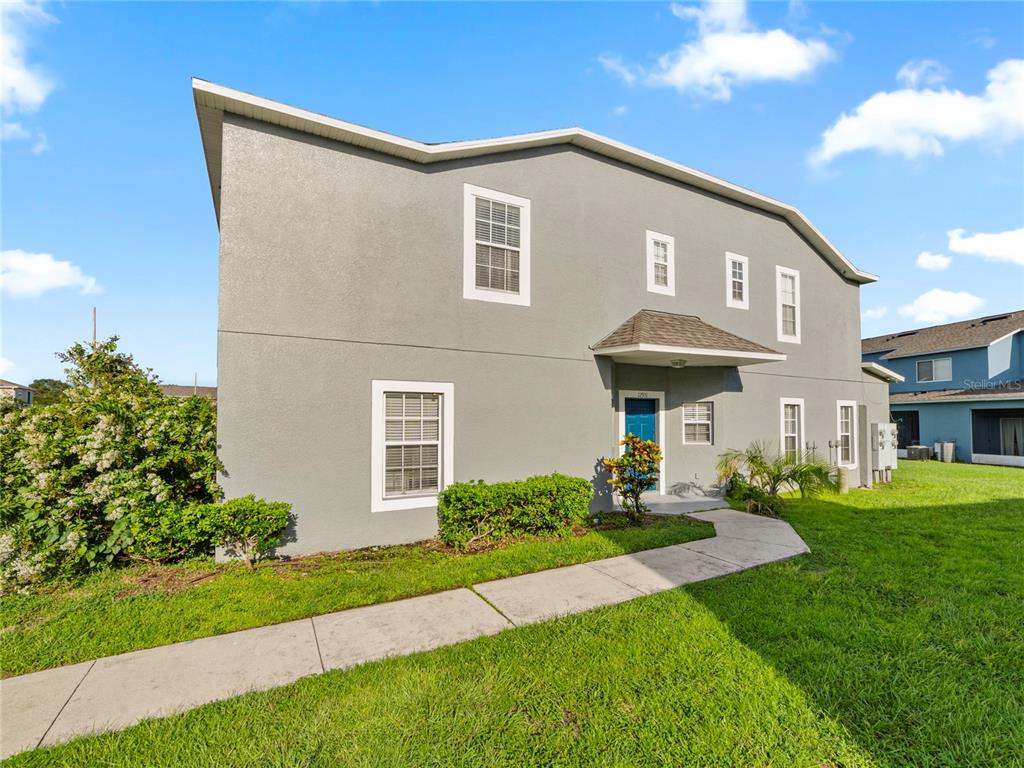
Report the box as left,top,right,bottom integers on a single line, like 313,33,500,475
776,266,801,343
917,357,952,383
646,230,675,296
463,184,531,306
726,252,749,309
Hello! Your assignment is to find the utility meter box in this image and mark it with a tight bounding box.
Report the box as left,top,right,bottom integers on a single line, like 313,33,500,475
870,422,898,481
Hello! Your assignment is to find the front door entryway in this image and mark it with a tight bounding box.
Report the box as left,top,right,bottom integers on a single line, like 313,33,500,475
625,397,658,442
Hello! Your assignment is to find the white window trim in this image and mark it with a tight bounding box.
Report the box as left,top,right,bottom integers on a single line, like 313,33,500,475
371,379,455,513
682,402,714,445
916,357,952,383
645,230,675,296
463,183,531,306
836,399,858,469
616,389,666,495
779,397,806,457
775,265,801,344
725,252,749,310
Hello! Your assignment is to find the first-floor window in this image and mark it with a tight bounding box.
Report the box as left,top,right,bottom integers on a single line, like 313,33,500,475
781,399,804,460
384,392,441,497
371,380,454,513
683,402,714,444
837,401,856,466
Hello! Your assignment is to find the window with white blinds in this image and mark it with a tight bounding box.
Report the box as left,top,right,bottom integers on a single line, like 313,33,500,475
780,398,804,460
384,393,441,497
776,266,801,343
371,380,454,513
463,184,531,306
837,400,857,467
725,252,749,309
646,230,675,296
682,402,714,445
474,197,521,294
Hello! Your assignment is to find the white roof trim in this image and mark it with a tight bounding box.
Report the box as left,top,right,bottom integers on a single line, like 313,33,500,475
596,343,787,363
192,78,877,285
862,361,905,383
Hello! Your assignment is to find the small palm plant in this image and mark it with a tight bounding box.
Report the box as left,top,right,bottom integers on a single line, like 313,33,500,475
716,441,837,516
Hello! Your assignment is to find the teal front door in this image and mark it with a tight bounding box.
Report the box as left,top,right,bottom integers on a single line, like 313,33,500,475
625,398,657,442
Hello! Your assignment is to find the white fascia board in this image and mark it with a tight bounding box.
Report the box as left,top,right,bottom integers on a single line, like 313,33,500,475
191,78,877,284
597,343,787,363
861,361,905,383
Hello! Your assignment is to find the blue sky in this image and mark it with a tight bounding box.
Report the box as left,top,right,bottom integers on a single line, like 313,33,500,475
2,0,1022,386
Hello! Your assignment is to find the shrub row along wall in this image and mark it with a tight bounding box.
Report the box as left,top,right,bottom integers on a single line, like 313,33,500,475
437,473,594,549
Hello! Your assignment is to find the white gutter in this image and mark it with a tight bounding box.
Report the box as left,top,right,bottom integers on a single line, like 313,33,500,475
862,361,905,383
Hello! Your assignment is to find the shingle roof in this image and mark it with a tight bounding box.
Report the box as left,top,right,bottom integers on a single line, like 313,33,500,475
890,380,1024,403
0,379,31,390
593,310,780,355
862,311,1024,359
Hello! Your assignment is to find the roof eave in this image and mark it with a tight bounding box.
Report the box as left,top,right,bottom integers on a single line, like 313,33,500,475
861,361,905,383
595,343,787,368
190,80,878,283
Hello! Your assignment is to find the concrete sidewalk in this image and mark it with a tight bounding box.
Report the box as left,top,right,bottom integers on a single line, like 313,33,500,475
0,508,808,759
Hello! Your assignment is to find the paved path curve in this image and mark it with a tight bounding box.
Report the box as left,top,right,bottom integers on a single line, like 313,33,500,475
0,508,808,759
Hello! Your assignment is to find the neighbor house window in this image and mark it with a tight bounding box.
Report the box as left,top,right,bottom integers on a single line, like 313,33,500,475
725,252,749,309
682,402,714,445
463,184,531,306
780,398,805,460
776,266,801,343
916,357,952,383
646,230,675,296
371,380,454,513
837,400,857,467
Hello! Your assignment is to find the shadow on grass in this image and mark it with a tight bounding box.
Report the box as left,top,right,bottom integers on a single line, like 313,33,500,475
677,492,1024,767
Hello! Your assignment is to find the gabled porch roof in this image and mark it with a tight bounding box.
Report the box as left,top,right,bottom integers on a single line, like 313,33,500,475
592,310,786,368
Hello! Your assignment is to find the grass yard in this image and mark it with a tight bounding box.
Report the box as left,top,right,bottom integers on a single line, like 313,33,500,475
0,514,712,677
6,461,1021,768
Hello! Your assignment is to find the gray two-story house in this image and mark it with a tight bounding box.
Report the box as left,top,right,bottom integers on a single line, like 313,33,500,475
193,79,894,555
863,312,1023,466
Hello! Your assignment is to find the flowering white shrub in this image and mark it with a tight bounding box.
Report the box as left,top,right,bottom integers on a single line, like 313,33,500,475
0,338,222,592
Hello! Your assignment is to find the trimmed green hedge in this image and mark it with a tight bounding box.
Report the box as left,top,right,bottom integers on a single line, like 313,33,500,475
437,474,594,549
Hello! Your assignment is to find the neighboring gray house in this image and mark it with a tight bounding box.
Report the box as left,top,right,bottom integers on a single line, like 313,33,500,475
193,79,893,555
0,380,34,406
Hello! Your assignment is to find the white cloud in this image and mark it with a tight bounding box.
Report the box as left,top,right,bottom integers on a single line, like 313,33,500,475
947,227,1024,267
1,0,56,115
811,59,1024,165
896,60,948,89
600,0,834,101
0,250,101,298
0,356,14,377
915,251,952,271
898,289,984,324
862,305,888,320
1,121,29,139
613,105,628,116
30,130,47,154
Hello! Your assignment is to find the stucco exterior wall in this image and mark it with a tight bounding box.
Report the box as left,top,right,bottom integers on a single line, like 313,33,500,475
216,115,881,554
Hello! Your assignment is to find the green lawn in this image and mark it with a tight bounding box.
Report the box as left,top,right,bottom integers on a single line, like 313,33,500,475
0,515,712,677
7,461,1022,768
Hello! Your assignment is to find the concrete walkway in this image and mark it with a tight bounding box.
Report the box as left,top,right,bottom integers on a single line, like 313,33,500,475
0,508,808,759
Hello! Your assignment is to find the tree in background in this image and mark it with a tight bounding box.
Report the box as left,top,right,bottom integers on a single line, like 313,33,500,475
26,379,70,406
